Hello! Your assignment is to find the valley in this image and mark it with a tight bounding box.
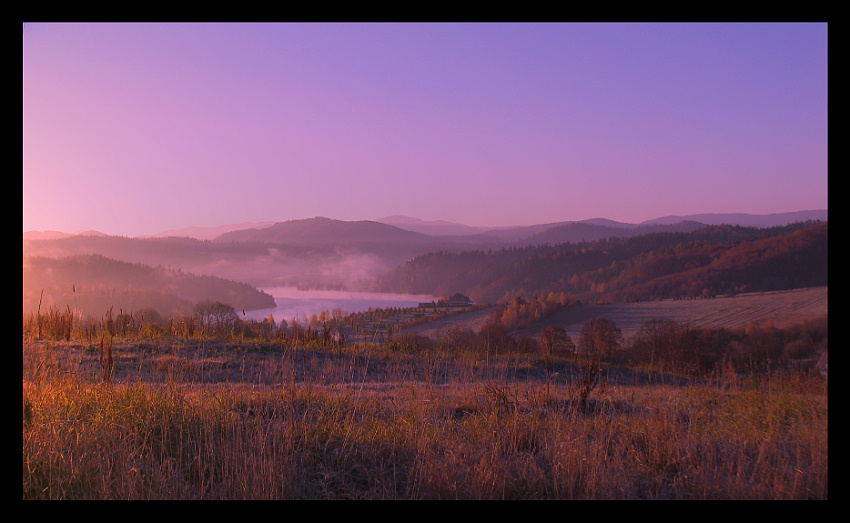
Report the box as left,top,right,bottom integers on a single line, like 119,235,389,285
22,213,829,501
23,213,828,328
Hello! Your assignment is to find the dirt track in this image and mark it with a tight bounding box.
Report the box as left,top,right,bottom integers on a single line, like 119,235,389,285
401,287,827,342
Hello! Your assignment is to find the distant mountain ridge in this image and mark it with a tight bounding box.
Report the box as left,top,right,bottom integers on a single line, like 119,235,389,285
375,215,492,236
522,220,708,246
144,221,276,240
23,230,108,240
210,216,750,249
377,210,827,243
640,210,827,228
24,210,826,242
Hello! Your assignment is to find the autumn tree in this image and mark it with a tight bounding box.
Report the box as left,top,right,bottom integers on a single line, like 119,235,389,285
478,320,514,354
630,319,696,372
578,317,623,360
575,318,620,410
540,325,574,375
195,300,239,337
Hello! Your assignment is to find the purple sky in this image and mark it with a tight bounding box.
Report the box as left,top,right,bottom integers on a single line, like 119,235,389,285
23,23,828,237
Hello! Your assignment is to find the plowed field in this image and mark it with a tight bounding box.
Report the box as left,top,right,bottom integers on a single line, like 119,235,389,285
402,286,827,342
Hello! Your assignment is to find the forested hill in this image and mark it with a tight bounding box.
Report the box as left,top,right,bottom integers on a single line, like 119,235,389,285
368,221,827,305
23,254,276,318
214,216,436,246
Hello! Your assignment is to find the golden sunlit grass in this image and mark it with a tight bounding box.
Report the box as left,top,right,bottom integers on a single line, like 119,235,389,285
22,338,827,499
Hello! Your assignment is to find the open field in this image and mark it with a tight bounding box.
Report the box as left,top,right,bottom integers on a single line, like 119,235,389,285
402,287,828,342
23,338,828,500
398,306,499,338
21,286,828,500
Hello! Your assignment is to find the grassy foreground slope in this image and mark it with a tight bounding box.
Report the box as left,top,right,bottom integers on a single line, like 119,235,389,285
23,333,827,499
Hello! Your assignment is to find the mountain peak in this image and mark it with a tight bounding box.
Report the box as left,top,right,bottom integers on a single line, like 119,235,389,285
213,216,433,244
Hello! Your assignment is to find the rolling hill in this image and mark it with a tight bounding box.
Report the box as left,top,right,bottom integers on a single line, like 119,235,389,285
370,221,827,306
22,218,452,291
23,212,828,302
23,254,276,318
214,216,440,248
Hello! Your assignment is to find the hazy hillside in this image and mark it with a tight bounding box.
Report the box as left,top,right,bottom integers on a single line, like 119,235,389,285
145,221,277,240
370,221,827,305
375,216,492,236
641,210,827,227
23,212,828,295
593,221,828,303
22,218,461,291
23,230,108,241
374,211,827,245
214,217,438,246
23,254,276,318
519,220,707,246
22,233,398,290
23,230,76,241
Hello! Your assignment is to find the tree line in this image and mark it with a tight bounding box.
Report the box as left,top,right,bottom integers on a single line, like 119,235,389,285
392,312,827,380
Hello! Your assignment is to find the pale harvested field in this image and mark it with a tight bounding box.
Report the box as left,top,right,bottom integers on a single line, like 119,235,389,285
399,306,499,338
403,286,827,343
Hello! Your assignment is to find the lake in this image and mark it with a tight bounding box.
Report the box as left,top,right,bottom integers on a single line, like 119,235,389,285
243,287,439,323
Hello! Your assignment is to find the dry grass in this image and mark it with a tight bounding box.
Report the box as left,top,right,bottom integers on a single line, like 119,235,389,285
22,339,827,499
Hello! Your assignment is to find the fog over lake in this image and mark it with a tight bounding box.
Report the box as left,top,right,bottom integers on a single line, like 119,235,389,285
244,287,439,323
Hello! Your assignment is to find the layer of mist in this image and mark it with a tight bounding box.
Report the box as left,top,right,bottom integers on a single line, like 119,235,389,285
243,287,439,323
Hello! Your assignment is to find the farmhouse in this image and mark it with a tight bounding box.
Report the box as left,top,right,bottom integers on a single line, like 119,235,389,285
444,293,473,308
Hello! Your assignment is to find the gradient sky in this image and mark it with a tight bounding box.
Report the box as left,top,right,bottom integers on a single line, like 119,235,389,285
23,23,828,237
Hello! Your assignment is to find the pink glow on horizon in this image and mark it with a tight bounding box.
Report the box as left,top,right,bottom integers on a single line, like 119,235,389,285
23,23,827,236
